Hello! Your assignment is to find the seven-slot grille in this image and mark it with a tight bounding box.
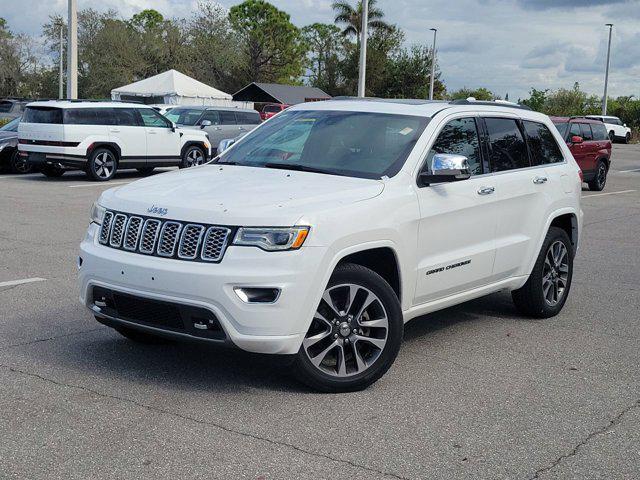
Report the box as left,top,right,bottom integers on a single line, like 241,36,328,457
99,210,231,262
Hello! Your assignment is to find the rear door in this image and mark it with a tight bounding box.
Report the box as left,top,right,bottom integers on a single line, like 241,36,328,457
109,108,147,167
235,110,261,137
578,123,597,174
19,107,65,152
482,116,552,280
219,110,239,141
413,116,499,305
138,108,181,166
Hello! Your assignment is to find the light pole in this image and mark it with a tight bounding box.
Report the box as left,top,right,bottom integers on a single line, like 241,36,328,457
602,23,613,115
357,0,369,97
67,0,78,100
429,28,437,100
58,24,64,99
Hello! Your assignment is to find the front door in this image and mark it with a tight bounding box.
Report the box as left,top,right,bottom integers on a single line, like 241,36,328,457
413,116,499,305
138,108,181,166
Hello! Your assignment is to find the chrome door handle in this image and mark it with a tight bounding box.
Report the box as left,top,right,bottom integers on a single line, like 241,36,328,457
533,176,548,184
477,186,495,195
148,130,157,134
109,128,120,133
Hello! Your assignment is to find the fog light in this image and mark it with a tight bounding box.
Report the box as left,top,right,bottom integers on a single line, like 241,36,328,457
234,287,280,304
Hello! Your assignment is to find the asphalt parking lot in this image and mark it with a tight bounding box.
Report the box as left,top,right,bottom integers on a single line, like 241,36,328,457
1,146,639,480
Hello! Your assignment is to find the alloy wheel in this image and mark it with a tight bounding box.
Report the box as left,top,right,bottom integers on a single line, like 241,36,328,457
302,283,389,377
94,152,115,179
596,163,607,189
542,241,569,306
186,147,204,167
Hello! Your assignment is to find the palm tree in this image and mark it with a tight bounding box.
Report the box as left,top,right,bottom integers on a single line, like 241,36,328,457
332,0,392,38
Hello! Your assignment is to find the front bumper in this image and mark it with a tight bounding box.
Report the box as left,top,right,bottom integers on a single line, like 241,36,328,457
78,223,327,354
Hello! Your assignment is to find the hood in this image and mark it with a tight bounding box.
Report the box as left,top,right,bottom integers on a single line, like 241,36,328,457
100,164,384,226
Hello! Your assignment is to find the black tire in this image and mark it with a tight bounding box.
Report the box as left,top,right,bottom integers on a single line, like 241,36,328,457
292,263,403,393
113,325,171,345
587,159,607,191
180,145,205,169
41,164,65,177
137,167,155,175
10,150,34,174
609,130,615,142
625,132,631,144
512,226,573,319
86,148,117,181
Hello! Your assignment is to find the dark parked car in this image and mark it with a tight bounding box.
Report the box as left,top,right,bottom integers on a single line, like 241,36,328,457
0,117,34,174
551,116,612,191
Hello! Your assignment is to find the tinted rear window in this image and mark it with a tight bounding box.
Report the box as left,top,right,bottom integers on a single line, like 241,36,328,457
485,118,530,172
64,108,116,125
523,121,564,165
219,111,237,125
264,105,281,113
236,111,260,125
591,122,608,141
23,107,63,124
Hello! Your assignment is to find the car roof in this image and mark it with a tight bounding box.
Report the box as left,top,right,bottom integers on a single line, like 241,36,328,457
550,116,603,124
288,98,550,122
25,100,154,109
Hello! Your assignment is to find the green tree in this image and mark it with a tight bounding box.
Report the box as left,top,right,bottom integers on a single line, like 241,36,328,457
302,23,344,94
229,0,307,84
520,88,548,112
381,45,445,99
332,0,392,38
449,87,495,101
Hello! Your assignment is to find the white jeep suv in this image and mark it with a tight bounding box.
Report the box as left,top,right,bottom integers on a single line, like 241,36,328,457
585,115,632,143
79,99,583,392
18,101,211,181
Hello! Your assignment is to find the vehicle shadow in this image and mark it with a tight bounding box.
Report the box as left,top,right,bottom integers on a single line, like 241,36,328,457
26,292,524,395
12,168,176,183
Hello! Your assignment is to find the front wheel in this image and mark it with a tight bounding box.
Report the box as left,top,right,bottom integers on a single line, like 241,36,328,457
625,132,631,144
180,145,205,169
609,130,615,142
10,150,34,174
292,263,403,392
86,148,117,181
512,227,573,318
587,160,607,191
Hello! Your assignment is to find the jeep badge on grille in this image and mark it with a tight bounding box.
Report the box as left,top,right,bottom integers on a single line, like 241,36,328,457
147,205,168,216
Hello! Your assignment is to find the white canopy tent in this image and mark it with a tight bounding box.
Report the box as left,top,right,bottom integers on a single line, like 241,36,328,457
111,70,252,109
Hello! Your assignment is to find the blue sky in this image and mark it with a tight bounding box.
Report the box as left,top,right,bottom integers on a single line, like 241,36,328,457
3,0,639,99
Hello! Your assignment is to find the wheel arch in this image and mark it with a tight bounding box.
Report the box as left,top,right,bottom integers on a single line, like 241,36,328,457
181,141,208,158
87,142,121,162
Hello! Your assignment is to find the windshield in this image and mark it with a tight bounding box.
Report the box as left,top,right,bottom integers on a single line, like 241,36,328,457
218,110,429,179
0,117,19,131
552,122,568,138
164,108,203,126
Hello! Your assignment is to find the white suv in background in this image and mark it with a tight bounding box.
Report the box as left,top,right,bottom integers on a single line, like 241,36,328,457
79,99,582,392
18,101,211,181
585,115,632,143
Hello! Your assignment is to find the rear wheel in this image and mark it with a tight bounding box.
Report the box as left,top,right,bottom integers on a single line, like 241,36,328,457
10,150,34,174
41,164,65,177
512,227,573,318
180,145,205,169
587,160,607,191
86,148,117,181
292,263,403,392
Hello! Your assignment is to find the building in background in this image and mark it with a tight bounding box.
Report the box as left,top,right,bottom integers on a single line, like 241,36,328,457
232,83,330,112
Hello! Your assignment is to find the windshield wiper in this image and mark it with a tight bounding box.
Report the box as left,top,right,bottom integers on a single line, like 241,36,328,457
263,162,336,175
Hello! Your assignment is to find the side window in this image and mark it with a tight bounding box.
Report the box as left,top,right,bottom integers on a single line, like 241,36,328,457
426,117,483,175
237,111,261,125
200,110,220,125
139,108,171,128
580,123,593,141
484,118,529,172
219,111,237,125
568,123,581,139
522,121,564,165
592,123,608,141
112,108,141,126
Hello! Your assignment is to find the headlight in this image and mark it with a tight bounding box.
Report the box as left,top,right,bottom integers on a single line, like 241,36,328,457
90,202,106,225
233,226,309,251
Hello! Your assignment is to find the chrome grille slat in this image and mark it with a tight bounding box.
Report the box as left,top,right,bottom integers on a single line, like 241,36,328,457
201,227,231,262
157,221,182,257
109,214,127,247
123,216,143,251
99,211,114,244
139,219,161,254
99,210,230,263
178,224,205,260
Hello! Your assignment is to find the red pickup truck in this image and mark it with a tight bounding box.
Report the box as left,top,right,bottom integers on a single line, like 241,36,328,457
551,116,612,191
260,103,290,121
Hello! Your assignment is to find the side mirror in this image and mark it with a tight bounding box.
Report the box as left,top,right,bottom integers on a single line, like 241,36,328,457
217,138,236,154
571,135,583,144
170,122,177,132
419,154,471,186
624,123,627,128
200,120,212,129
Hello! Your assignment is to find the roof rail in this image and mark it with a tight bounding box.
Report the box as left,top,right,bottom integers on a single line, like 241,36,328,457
449,99,532,111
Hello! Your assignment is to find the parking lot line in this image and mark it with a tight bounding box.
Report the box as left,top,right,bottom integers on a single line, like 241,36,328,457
0,277,46,288
618,168,640,173
0,174,39,180
583,189,637,198
67,181,132,188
